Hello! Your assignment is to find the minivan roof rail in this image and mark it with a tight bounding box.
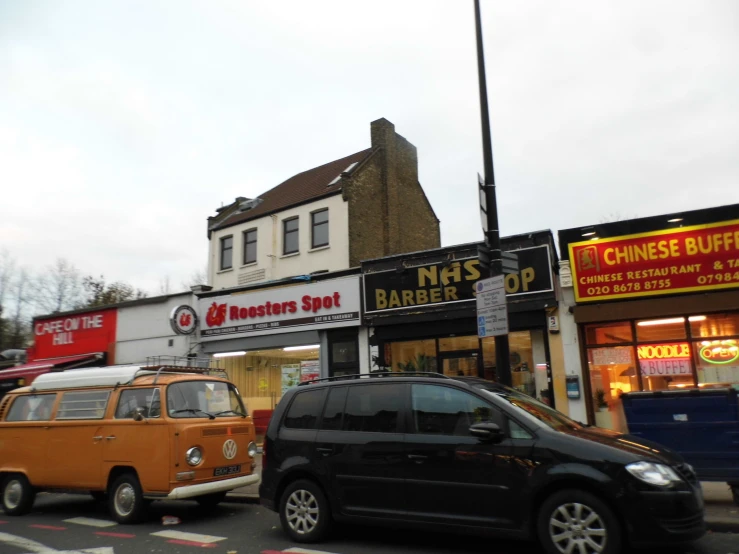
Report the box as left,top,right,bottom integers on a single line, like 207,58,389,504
297,371,453,386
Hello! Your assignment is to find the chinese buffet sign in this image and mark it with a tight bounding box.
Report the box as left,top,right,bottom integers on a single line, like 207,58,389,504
569,219,739,302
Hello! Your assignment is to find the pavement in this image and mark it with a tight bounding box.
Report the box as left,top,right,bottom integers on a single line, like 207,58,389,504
228,454,739,532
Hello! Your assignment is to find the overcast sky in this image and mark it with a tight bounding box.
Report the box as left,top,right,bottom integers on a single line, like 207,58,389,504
1,0,738,297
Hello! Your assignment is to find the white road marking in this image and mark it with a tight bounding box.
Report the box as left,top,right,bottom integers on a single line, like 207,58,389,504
1,530,115,553
284,549,342,554
150,530,227,544
63,517,117,528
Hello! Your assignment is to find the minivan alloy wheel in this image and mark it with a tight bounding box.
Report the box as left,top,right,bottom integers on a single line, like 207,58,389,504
549,502,606,554
285,489,320,535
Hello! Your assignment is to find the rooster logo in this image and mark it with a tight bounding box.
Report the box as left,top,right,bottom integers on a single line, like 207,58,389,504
179,313,192,327
206,302,227,327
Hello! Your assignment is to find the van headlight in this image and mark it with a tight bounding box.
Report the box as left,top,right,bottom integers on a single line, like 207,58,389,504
626,462,681,486
186,447,203,466
247,441,258,457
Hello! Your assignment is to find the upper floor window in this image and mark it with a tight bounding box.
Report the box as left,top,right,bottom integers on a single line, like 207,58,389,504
243,229,257,265
283,217,299,255
220,235,233,270
311,209,329,249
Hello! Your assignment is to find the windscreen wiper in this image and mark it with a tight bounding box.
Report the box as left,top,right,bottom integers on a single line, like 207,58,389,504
213,409,247,418
171,408,216,420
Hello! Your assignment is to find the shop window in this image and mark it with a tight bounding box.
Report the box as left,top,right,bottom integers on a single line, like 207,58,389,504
320,387,348,431
329,332,359,378
6,394,56,422
220,235,233,270
441,353,479,378
694,339,739,386
343,384,402,433
411,384,496,436
243,229,257,264
482,331,541,398
636,317,687,342
311,209,329,249
219,345,320,414
587,346,634,432
585,322,633,345
439,336,479,351
283,217,299,255
690,313,739,338
388,339,436,373
283,389,326,430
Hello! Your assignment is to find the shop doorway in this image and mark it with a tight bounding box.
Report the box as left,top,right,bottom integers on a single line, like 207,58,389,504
440,351,480,378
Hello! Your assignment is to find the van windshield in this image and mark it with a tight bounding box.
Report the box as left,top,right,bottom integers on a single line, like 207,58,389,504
480,388,583,432
167,381,246,419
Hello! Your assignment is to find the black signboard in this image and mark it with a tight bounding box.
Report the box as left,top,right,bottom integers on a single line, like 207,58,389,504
363,244,553,314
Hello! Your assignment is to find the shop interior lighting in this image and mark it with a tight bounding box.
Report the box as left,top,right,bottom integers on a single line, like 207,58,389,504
213,351,246,358
589,236,599,241
283,344,320,352
667,218,683,223
582,231,597,237
638,316,705,326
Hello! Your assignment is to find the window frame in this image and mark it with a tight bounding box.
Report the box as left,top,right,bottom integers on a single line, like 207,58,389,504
283,217,300,255
115,388,161,419
220,235,234,270
311,208,329,249
243,228,257,265
56,390,110,420
282,388,327,430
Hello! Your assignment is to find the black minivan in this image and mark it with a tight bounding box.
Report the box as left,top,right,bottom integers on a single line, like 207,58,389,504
259,373,705,554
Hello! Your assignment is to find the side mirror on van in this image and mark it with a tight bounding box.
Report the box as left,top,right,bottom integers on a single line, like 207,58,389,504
133,407,146,422
469,422,503,442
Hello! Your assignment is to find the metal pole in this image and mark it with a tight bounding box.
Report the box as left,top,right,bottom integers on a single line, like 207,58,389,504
474,0,511,387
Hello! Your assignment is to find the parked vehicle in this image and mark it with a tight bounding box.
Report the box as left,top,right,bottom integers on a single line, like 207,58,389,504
259,373,705,554
0,363,259,523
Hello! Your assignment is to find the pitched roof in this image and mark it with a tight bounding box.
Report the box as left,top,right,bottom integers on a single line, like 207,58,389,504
212,148,374,231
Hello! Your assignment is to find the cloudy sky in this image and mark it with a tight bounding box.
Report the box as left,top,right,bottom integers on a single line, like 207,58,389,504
1,0,737,297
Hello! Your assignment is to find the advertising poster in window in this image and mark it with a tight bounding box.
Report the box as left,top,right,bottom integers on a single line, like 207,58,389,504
281,364,300,393
300,360,320,383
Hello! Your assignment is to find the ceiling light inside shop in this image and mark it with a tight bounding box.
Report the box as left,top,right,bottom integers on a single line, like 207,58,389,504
589,236,599,241
688,315,706,322
668,218,683,223
637,318,685,326
283,344,320,352
213,351,247,358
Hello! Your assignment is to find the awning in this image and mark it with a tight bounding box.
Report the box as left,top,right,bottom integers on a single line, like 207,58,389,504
1,352,104,374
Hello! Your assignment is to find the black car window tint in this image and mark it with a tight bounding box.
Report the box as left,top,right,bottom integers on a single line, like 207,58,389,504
342,384,402,433
284,389,325,430
320,387,348,431
509,418,534,439
411,384,496,437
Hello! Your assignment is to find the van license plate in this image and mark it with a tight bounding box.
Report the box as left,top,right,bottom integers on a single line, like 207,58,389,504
214,465,241,477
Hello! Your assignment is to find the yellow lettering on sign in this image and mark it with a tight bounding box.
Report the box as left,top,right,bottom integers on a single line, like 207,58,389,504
388,290,401,308
430,289,441,303
418,266,437,287
464,259,481,281
521,268,535,292
416,289,428,304
402,290,414,306
444,287,458,301
441,263,461,285
376,290,387,309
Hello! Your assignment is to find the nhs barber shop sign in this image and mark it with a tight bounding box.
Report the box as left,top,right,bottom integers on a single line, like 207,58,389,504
198,277,361,340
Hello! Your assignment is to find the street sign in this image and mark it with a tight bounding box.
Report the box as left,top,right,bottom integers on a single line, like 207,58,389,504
478,173,488,235
475,275,509,338
502,251,518,274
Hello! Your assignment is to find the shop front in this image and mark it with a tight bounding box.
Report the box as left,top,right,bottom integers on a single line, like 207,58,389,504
559,204,739,431
196,273,364,415
362,231,561,407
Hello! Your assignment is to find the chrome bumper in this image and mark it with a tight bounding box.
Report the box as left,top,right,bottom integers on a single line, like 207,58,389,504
165,473,260,500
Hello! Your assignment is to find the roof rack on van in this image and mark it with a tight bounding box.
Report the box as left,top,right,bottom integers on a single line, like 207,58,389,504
297,371,452,386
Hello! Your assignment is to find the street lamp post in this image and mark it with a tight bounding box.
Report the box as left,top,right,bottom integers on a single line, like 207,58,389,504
474,0,512,387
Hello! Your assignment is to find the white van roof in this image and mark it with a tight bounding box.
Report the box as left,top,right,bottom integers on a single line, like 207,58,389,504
30,365,152,391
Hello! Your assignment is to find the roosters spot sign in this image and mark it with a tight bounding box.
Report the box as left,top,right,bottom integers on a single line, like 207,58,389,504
170,305,198,335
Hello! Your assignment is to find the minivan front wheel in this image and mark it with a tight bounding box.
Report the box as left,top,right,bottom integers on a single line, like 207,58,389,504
279,479,331,543
108,473,146,524
538,489,621,554
1,474,35,516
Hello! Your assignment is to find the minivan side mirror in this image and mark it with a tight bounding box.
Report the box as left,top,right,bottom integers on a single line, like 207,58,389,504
469,422,503,442
133,407,146,422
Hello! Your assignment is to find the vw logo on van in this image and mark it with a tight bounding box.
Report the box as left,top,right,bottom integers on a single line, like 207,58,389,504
223,439,238,460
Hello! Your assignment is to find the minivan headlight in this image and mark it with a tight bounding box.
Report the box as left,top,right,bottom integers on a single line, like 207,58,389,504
626,462,681,486
186,447,203,466
247,441,258,457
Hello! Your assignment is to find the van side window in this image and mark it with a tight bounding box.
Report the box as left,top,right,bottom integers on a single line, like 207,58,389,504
343,384,403,433
6,394,56,422
320,387,348,431
56,391,110,420
283,389,326,430
116,389,161,419
411,384,498,437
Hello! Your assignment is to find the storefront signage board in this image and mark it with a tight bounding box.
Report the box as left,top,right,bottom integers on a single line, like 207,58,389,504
569,219,739,302
476,275,509,337
32,309,117,359
364,244,553,314
198,276,360,341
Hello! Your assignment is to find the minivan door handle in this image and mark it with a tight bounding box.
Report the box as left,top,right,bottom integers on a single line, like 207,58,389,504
92,436,103,441
407,454,428,463
105,436,116,440
316,447,333,456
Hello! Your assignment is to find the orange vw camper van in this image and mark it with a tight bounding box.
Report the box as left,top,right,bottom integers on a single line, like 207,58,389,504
0,362,259,523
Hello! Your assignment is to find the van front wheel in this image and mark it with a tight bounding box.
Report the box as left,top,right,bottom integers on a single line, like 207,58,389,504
537,489,621,554
1,474,35,516
108,473,146,524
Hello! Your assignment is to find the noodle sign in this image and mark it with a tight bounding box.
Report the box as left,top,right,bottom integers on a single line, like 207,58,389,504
637,343,692,377
699,340,739,365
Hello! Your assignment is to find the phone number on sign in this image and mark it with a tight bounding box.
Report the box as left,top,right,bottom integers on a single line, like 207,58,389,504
586,280,672,297
697,271,739,285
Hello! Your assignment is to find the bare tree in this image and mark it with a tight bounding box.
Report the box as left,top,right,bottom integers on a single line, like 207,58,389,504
8,268,32,348
182,266,208,290
34,258,84,314
159,275,172,295
0,251,17,350
599,212,638,224
81,275,148,308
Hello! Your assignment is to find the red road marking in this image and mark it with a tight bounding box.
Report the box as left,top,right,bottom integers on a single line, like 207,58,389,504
95,531,136,538
166,539,218,548
29,524,66,530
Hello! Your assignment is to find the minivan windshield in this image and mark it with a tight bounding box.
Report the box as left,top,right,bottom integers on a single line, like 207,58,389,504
167,380,246,419
478,387,583,432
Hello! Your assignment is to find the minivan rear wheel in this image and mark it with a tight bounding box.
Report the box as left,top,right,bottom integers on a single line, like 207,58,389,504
279,479,331,543
1,474,35,516
537,489,621,554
